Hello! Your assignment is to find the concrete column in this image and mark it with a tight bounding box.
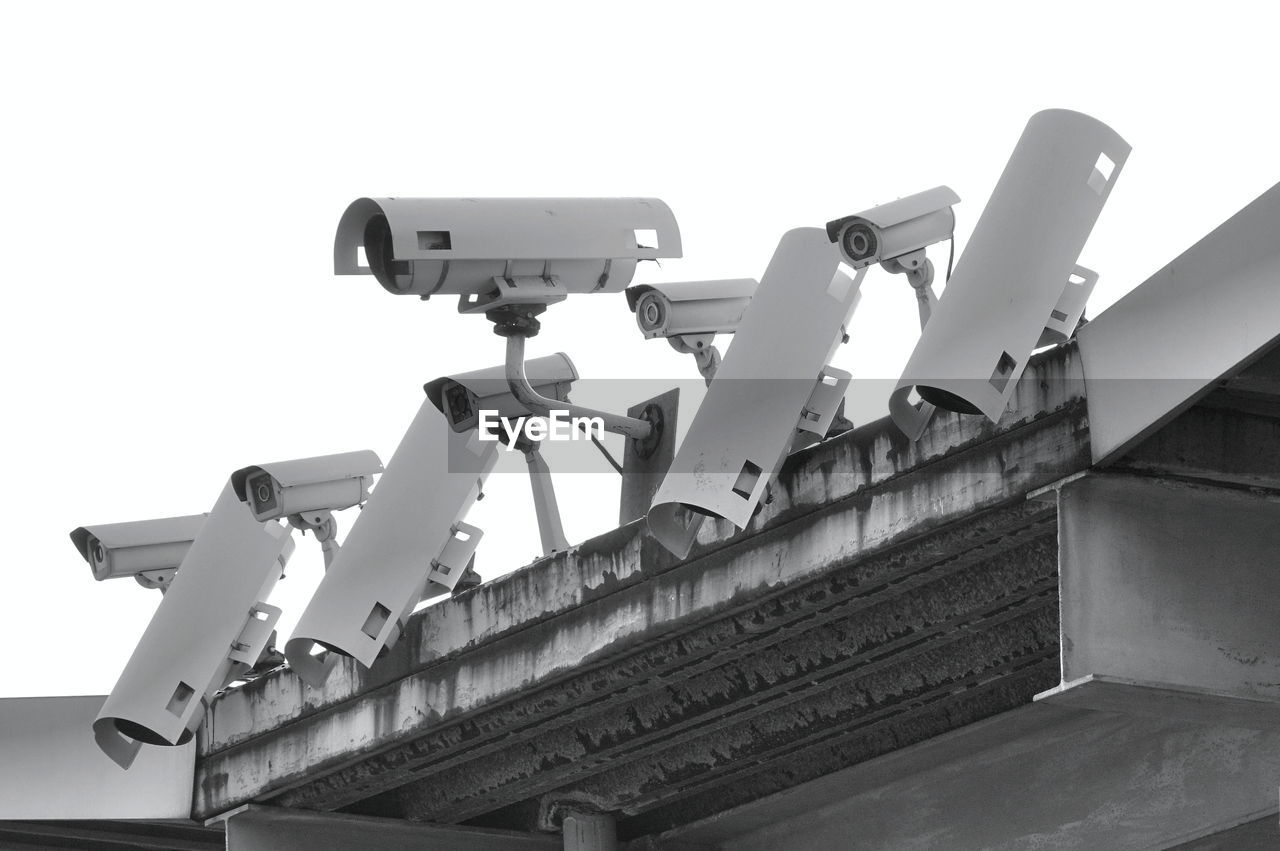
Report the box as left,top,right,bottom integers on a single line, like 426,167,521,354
562,811,618,851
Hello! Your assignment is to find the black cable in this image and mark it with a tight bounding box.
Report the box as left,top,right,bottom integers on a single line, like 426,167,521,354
592,435,625,474
946,235,955,282
576,420,624,474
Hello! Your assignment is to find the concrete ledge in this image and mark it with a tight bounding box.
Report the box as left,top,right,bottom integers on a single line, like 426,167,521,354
200,346,1086,757
220,805,559,851
660,702,1280,850
1037,675,1280,733
194,348,1089,824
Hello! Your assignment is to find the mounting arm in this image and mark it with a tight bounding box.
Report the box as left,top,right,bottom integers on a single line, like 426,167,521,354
504,333,654,441
288,510,341,571
523,443,570,556
669,333,722,385
883,251,937,330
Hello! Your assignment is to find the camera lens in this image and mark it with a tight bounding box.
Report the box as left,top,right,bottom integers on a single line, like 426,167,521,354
841,223,877,263
92,542,105,563
250,475,278,514
446,383,474,427
637,293,666,332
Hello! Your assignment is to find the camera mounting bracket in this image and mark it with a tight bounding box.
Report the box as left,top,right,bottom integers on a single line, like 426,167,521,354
458,275,570,316
881,251,937,330
494,316,656,442
287,510,341,570
668,333,722,385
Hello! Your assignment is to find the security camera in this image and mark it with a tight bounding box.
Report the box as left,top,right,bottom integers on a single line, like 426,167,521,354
93,482,294,769
891,109,1128,439
424,353,577,435
285,400,497,688
626,279,756,339
827,186,959,330
333,197,682,313
70,514,207,591
648,228,861,558
336,197,682,448
625,279,756,382
427,353,583,556
826,186,959,271
231,450,383,523
229,450,382,571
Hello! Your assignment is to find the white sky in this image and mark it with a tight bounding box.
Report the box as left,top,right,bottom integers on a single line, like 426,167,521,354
2,2,1278,697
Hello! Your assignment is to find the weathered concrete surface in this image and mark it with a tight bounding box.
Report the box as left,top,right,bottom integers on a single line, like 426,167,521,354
399,558,1059,829
1170,814,1280,850
191,330,1280,846
185,324,1280,847
221,806,560,851
1116,401,1280,490
194,345,1089,832
200,346,1084,753
1112,341,1280,491
653,352,1280,849
659,702,1280,851
0,819,224,849
1048,474,1280,704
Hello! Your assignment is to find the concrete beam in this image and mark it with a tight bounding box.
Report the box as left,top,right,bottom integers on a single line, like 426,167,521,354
1115,403,1280,491
560,621,1060,840
194,348,1089,822
1169,813,1280,849
200,346,1085,755
1078,180,1280,465
1037,473,1280,724
0,820,221,850
646,460,1280,848
265,502,1059,821
394,548,1060,825
659,703,1280,850
220,806,559,850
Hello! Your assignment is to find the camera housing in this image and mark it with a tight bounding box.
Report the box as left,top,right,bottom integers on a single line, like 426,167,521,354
70,514,207,591
92,482,294,769
424,353,577,434
891,110,1128,438
826,186,959,270
230,450,383,523
647,228,863,558
284,400,497,688
427,353,583,556
333,197,682,309
625,279,758,382
625,279,757,339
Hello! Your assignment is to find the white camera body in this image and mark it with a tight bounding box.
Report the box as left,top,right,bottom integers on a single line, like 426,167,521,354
334,197,682,308
92,482,294,769
626,279,759,382
70,514,207,591
231,450,383,524
891,110,1128,438
625,279,757,339
284,400,497,687
826,186,959,270
647,228,862,558
424,353,578,434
